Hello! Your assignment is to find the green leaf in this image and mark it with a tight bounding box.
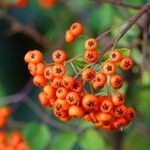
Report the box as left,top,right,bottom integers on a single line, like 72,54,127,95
51,131,77,150
101,48,131,62
74,60,87,69
130,48,142,64
79,129,107,150
22,122,51,150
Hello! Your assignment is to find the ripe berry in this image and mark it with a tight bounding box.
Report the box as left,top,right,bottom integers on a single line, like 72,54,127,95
36,63,45,75
120,57,133,71
44,66,54,80
114,105,127,118
103,61,116,75
113,117,127,129
66,92,80,105
54,99,70,111
9,132,23,146
69,105,84,118
109,50,122,63
126,107,136,121
43,84,56,98
0,106,11,118
98,112,113,122
85,38,97,51
39,92,51,107
82,68,95,82
84,50,99,63
93,73,107,89
28,63,36,76
70,22,83,36
100,99,113,113
24,51,32,63
52,77,62,88
62,76,75,89
52,64,66,77
33,75,47,87
112,93,125,106
82,94,97,110
16,142,29,150
71,79,83,93
65,30,75,43
0,131,6,143
39,0,57,9
14,0,28,8
110,74,123,89
29,50,43,64
56,87,68,99
52,49,67,63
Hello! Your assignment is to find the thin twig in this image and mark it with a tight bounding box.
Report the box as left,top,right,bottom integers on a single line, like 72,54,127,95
100,2,150,57
0,12,51,49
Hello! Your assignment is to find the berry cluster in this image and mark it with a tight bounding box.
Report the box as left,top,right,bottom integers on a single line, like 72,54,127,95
24,22,136,131
0,131,29,150
0,106,11,128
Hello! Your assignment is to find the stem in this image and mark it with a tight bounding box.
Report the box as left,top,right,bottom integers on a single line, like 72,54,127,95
69,61,78,75
100,2,150,57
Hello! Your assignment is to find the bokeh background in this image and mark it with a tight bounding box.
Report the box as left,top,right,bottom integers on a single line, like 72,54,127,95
0,0,150,150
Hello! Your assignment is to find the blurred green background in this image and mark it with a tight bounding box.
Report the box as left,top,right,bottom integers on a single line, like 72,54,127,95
0,0,150,150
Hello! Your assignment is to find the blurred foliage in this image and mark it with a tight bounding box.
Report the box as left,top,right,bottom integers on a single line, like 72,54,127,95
0,0,150,150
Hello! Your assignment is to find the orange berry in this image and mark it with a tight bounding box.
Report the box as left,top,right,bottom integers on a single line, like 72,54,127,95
0,106,11,118
14,0,28,8
0,118,6,128
44,66,55,80
36,63,45,75
98,112,113,122
82,94,97,110
54,109,68,119
125,107,136,121
120,57,133,71
54,99,70,111
65,30,75,43
52,77,62,88
0,131,6,143
52,64,66,77
84,50,99,63
70,22,83,36
85,38,97,51
29,50,43,64
113,117,127,129
52,49,67,63
56,87,68,99
24,51,32,63
110,74,123,89
43,84,56,98
39,0,57,9
82,68,95,82
33,75,47,87
69,105,84,118
9,132,22,146
103,61,116,75
114,105,127,118
100,99,113,113
71,79,83,93
59,114,72,122
93,73,107,89
112,93,125,106
62,76,75,89
38,92,51,107
28,62,36,76
16,142,29,150
66,92,80,105
109,50,122,63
